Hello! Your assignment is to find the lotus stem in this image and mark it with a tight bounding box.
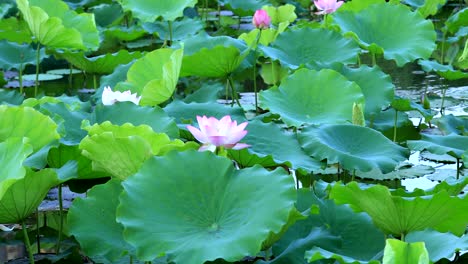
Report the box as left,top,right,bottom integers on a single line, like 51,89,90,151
69,63,73,91
55,184,64,254
323,14,328,29
204,0,208,22
217,3,221,27
401,233,405,242
352,169,355,182
393,110,398,142
93,74,97,90
440,83,447,115
253,30,263,115
228,76,241,107
35,43,41,97
36,208,41,253
167,21,173,46
129,255,133,264
371,52,376,66
456,158,460,180
21,220,35,264
19,61,24,95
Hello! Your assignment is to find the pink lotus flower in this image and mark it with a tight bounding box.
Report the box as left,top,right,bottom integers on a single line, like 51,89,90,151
252,9,271,29
102,86,141,106
313,0,344,14
187,115,250,152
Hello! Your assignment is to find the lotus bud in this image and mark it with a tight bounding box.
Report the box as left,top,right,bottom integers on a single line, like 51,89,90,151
252,9,271,29
352,102,366,126
421,94,431,110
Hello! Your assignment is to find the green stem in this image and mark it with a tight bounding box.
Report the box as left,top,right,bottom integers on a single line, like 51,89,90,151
93,74,97,90
357,53,361,67
456,158,460,180
440,84,447,115
441,32,446,64
228,76,241,107
253,30,262,115
19,62,24,95
352,169,355,182
167,20,173,46
55,184,64,254
217,3,221,27
371,52,376,66
323,14,328,28
35,43,41,97
22,221,35,264
36,208,40,253
69,63,73,91
401,233,405,242
393,110,398,142
204,0,208,22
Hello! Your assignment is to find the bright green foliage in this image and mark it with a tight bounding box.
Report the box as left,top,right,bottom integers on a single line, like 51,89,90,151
142,17,203,41
262,4,297,25
0,105,59,152
406,229,468,263
260,27,360,69
0,167,60,223
417,0,448,18
407,134,468,159
0,17,31,43
68,179,134,262
0,138,32,201
259,68,365,127
238,22,289,47
418,59,468,80
114,48,183,106
117,150,296,263
118,0,197,22
444,7,468,34
382,239,429,264
330,182,468,236
333,3,436,66
298,124,409,173
16,0,99,50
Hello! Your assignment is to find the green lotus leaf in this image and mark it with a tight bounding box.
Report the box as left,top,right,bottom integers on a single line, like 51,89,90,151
117,150,296,263
17,0,99,50
94,61,134,102
221,0,270,16
370,109,421,142
0,167,60,223
391,97,433,121
114,48,183,106
0,137,32,201
0,17,32,43
355,164,434,181
142,17,203,41
260,59,289,85
260,27,360,69
444,7,468,34
382,239,429,264
435,114,468,135
239,22,289,48
338,0,389,12
180,34,250,78
261,189,384,264
0,105,60,152
22,73,63,81
406,230,468,263
0,40,45,70
259,68,365,127
331,64,394,117
68,179,134,261
91,3,124,27
332,3,436,66
418,59,468,80
263,4,297,25
407,134,468,159
91,103,179,138
55,50,143,74
0,89,24,105
103,25,147,42
464,150,468,168
118,0,197,22
183,81,225,103
330,182,468,236
229,119,321,173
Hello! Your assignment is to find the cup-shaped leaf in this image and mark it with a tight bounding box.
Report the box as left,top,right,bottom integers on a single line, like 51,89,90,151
0,105,59,152
259,68,365,127
17,0,99,50
117,150,296,263
68,179,134,262
332,3,436,66
260,27,360,69
298,124,409,173
114,48,183,106
382,239,429,264
118,0,197,22
0,167,60,223
418,59,468,80
407,134,468,159
330,182,468,236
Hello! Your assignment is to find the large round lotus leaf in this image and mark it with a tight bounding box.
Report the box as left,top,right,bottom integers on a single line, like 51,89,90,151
17,0,99,50
229,119,321,173
142,17,203,42
260,27,360,69
119,0,197,22
407,134,468,159
68,179,134,261
117,150,296,263
55,50,143,74
259,68,365,127
435,114,468,135
0,40,44,70
221,0,269,16
406,229,468,263
259,189,385,264
0,167,60,223
418,59,468,80
0,89,24,105
332,64,394,116
91,103,179,139
330,182,468,236
444,7,468,34
180,34,250,78
114,48,183,106
382,239,429,264
332,3,436,66
0,138,32,201
298,124,409,173
0,105,60,152
0,17,31,43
